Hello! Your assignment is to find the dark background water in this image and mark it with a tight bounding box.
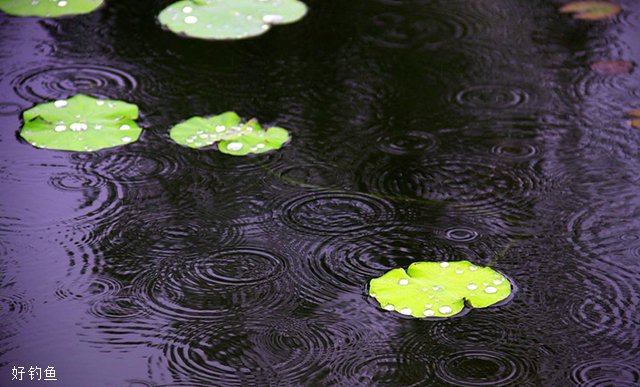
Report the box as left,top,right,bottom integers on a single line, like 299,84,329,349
1,0,640,385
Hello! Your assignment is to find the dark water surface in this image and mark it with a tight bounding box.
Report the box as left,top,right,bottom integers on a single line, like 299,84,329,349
2,0,640,385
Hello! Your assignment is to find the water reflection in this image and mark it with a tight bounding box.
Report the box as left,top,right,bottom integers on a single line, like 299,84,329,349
1,0,640,386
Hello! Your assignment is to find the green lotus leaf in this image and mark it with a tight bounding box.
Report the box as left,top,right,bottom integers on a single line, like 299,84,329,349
158,0,308,40
20,94,142,152
369,261,512,319
559,1,620,21
169,112,290,156
0,0,104,17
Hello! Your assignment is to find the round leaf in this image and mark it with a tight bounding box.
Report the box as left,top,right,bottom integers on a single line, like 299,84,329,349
158,0,308,40
0,0,104,17
20,94,142,152
369,261,512,319
169,112,290,156
559,1,620,20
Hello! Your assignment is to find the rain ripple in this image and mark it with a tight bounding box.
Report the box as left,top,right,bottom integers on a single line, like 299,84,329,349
434,348,536,386
11,63,138,103
570,358,640,387
275,190,397,236
453,85,531,111
134,247,294,321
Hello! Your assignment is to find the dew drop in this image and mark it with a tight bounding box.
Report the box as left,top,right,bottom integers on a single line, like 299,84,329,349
398,278,409,286
54,125,66,132
70,123,87,131
227,142,243,151
215,125,226,132
256,143,265,149
184,16,198,24
54,100,67,108
57,0,67,7
120,124,131,131
467,284,478,291
456,269,463,274
469,266,478,271
484,286,498,294
493,279,503,285
399,308,412,315
440,262,449,268
121,136,132,143
423,309,435,317
262,14,283,24
439,306,453,314
384,304,395,311
182,6,192,13
96,100,105,106
432,285,440,291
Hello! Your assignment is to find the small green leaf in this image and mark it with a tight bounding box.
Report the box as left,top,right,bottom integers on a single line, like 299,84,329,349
169,112,290,156
158,0,308,40
0,0,104,17
20,94,142,152
559,1,620,20
369,261,512,319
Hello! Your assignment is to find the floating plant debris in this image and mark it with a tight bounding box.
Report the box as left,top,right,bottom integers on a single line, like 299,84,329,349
590,60,634,75
19,94,142,152
559,1,620,20
0,0,104,17
158,0,308,40
169,111,290,156
369,261,512,319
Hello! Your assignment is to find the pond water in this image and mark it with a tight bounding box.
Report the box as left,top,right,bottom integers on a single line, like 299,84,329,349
1,0,640,386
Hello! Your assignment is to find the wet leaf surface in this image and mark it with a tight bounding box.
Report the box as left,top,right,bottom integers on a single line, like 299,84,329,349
20,94,142,152
158,0,307,40
369,261,512,319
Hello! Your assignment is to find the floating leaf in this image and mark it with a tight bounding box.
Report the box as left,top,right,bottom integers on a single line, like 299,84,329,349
0,0,104,17
20,94,142,152
158,0,308,40
627,109,640,118
169,111,290,156
590,60,634,75
631,119,640,129
559,1,620,20
369,261,512,319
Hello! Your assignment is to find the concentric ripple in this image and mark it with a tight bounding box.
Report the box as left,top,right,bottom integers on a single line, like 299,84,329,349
434,348,534,386
361,2,483,50
11,64,138,103
453,85,530,110
0,294,33,332
376,131,438,155
0,102,23,116
48,172,106,192
70,146,184,186
135,248,293,320
277,191,396,236
444,227,480,242
247,316,366,384
54,277,122,301
570,359,640,387
161,322,269,386
88,295,149,320
490,141,539,160
357,157,540,228
328,345,434,386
